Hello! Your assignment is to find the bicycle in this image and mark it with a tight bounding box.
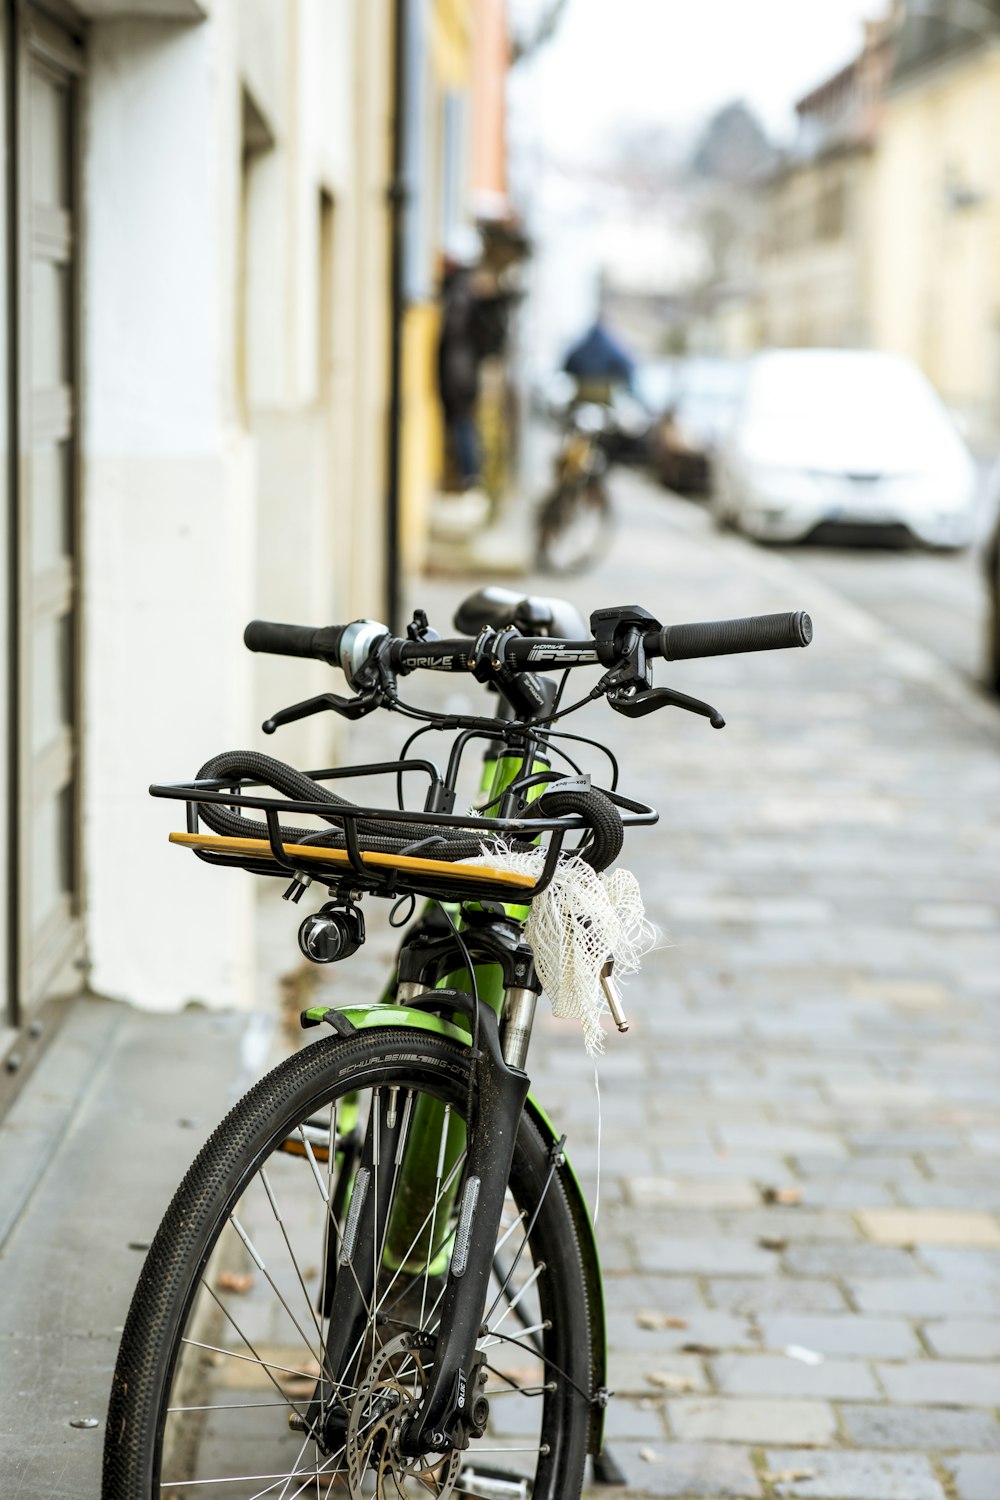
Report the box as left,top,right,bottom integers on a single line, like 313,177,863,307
102,586,813,1500
535,405,616,575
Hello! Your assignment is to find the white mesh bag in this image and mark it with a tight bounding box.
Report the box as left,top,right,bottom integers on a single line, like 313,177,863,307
462,844,657,1054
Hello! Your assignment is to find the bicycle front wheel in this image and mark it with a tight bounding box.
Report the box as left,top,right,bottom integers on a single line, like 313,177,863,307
536,478,613,575
103,1026,592,1500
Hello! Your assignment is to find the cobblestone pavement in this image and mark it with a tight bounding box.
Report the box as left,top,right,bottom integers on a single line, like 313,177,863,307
395,470,1000,1500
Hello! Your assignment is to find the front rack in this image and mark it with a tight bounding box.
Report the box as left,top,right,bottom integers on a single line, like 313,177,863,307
150,761,658,905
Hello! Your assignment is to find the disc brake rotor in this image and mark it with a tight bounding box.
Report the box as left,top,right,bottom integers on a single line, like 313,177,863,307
346,1331,462,1499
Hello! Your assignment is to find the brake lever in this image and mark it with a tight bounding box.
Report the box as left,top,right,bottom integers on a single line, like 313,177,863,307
262,690,380,734
608,684,725,729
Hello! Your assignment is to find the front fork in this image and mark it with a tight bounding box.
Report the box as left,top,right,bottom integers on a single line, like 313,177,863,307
397,997,530,1453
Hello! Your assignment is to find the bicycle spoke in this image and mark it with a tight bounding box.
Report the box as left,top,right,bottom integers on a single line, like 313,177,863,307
258,1167,327,1355
228,1214,329,1379
179,1337,318,1386
193,1282,313,1426
166,1401,302,1414
483,1263,544,1337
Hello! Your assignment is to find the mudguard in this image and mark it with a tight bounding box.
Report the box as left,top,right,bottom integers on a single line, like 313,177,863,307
524,1092,609,1457
306,1002,468,1043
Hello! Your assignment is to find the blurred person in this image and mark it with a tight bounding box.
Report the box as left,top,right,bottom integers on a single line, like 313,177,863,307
437,226,486,491
562,316,636,405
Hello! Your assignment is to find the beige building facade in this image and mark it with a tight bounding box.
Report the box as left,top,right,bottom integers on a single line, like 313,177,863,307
1,0,399,1092
758,15,895,351
870,25,1000,435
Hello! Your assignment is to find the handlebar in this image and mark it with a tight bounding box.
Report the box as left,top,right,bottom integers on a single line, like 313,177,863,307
652,610,812,661
244,619,346,665
245,609,813,679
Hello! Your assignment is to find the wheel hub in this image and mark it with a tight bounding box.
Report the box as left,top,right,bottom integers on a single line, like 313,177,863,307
346,1331,462,1499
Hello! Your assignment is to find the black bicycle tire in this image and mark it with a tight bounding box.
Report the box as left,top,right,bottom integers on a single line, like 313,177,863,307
103,1027,592,1500
536,478,613,576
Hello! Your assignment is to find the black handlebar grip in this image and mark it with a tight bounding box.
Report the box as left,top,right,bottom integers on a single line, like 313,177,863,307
653,611,813,661
244,620,345,665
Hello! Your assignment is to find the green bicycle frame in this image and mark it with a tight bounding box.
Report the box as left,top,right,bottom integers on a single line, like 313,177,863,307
309,732,610,1454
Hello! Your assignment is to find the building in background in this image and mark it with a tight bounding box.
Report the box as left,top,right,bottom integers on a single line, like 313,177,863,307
870,0,1000,438
758,11,896,350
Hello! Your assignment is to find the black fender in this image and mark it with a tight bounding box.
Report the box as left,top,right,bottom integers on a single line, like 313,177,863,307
524,1093,609,1456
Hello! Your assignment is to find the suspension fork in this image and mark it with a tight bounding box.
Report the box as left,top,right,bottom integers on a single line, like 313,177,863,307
307,1088,406,1440
397,998,531,1455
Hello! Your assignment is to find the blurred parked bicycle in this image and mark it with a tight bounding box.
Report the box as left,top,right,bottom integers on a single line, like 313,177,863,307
535,402,616,574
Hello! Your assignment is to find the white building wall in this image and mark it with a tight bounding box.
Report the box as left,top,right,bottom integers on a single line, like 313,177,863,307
82,0,391,1013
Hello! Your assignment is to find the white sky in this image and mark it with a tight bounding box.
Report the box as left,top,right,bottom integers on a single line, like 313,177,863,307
511,0,889,157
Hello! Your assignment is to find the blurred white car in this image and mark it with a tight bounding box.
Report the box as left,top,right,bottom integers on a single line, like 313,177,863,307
713,349,978,549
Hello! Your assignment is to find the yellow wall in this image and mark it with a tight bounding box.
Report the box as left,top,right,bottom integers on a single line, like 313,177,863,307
432,0,474,86
401,303,444,573
398,0,476,572
871,50,1000,424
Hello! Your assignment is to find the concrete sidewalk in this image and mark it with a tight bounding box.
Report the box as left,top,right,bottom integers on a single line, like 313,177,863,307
2,469,1000,1500
0,1000,258,1497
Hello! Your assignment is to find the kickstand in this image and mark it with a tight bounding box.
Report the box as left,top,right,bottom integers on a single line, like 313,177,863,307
591,1447,627,1486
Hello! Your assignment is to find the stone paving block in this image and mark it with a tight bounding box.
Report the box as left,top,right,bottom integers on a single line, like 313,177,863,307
654,1150,789,1180
784,1243,919,1278
580,1440,760,1498
849,1277,1000,1316
924,1157,1000,1185
607,1349,708,1398
798,1180,897,1209
716,1206,863,1242
606,1308,752,1354
859,1209,1000,1247
604,1273,706,1313
827,1080,939,1108
758,1313,918,1359
711,1352,880,1400
624,1176,760,1209
792,1154,922,1182
914,902,996,928
850,1130,964,1153
840,1403,1000,1451
717,1124,847,1156
917,1246,1000,1282
945,1453,1000,1500
877,1359,1000,1406
564,1145,661,1176
899,1182,1000,1212
637,1237,778,1276
923,1319,1000,1358
667,1395,836,1445
707,1278,848,1314
761,1448,945,1499
601,1398,667,1442
608,1207,725,1240
594,1232,637,1273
